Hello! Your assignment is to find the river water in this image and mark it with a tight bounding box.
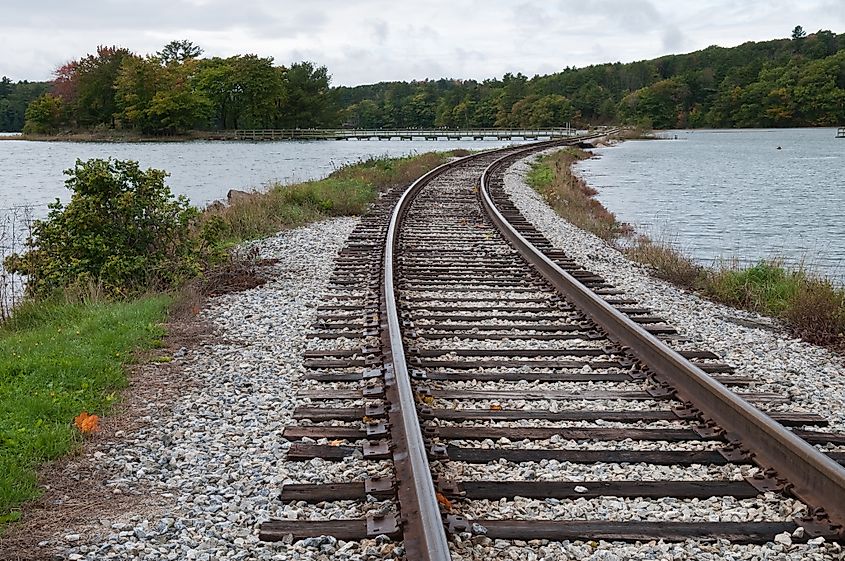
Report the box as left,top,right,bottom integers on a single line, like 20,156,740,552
2,131,843,283
575,128,845,283
0,138,524,213
0,137,526,311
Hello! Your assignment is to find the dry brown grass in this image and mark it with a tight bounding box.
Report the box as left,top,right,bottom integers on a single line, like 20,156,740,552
526,148,631,241
784,277,845,347
623,235,703,288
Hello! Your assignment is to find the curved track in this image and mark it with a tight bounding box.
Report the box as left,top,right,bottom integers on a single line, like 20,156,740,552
261,137,845,559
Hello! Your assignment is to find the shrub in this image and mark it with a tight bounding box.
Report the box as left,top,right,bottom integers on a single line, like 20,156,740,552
784,278,845,345
5,158,212,297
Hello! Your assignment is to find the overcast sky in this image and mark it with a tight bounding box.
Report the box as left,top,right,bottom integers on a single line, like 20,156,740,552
2,0,843,86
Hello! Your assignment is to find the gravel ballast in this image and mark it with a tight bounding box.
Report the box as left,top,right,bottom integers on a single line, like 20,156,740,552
46,217,403,560
475,149,845,560
503,151,845,432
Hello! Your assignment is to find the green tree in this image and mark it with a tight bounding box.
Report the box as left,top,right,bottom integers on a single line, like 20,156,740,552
73,46,135,127
277,61,334,128
195,55,281,129
157,40,203,65
22,93,66,134
618,78,691,128
495,72,528,126
344,99,383,128
792,26,807,40
0,78,50,131
114,55,162,130
793,51,845,125
116,57,211,133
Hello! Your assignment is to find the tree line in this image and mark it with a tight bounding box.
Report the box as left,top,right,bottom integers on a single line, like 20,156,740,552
337,27,845,129
0,78,49,131
23,40,334,135
17,29,845,134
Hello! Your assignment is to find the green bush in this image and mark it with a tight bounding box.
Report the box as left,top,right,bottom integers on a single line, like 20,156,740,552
5,158,212,297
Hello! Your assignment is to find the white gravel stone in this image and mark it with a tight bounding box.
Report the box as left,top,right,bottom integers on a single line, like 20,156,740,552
455,147,845,560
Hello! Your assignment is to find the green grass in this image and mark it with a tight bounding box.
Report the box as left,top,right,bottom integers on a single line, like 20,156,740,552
625,244,845,346
704,260,801,316
204,177,377,243
0,296,169,520
702,260,845,345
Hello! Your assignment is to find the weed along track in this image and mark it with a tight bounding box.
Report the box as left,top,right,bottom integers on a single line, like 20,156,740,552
259,138,845,559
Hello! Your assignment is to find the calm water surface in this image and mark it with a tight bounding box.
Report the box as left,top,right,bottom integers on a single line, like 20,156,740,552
575,128,845,282
0,138,524,213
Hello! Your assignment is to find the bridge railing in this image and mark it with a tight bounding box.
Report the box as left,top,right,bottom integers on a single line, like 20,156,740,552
228,128,587,140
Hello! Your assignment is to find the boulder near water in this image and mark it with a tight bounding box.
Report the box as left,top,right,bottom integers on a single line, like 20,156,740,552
227,189,255,205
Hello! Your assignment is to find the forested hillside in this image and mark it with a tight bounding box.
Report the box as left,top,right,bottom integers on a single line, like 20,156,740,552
337,28,845,129
16,29,845,134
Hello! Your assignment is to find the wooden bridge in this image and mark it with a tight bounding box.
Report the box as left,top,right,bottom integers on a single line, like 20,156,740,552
225,127,586,141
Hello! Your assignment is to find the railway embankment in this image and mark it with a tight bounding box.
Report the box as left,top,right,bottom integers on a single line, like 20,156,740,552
505,152,845,431
525,145,845,350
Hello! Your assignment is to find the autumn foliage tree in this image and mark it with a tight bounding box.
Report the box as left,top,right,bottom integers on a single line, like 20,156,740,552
74,46,134,127
25,42,337,134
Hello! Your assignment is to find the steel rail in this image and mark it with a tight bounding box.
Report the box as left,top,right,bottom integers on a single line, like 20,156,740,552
382,163,452,560
479,151,845,536
381,135,608,560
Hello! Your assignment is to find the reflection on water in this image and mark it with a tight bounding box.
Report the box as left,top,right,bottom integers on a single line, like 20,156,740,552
575,128,845,282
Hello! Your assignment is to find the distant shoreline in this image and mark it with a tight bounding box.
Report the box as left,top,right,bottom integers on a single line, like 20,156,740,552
0,131,227,143
2,126,841,144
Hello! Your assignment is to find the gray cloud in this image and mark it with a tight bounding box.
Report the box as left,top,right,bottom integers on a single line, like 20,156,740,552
0,0,840,85
662,26,686,52
369,20,389,45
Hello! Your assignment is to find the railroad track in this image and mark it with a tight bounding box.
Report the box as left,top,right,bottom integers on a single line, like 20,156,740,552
259,138,845,559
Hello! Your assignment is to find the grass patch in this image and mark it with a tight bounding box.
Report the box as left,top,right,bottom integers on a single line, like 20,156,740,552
703,260,801,316
526,148,631,241
0,295,169,521
204,177,376,243
625,242,845,346
702,261,845,345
